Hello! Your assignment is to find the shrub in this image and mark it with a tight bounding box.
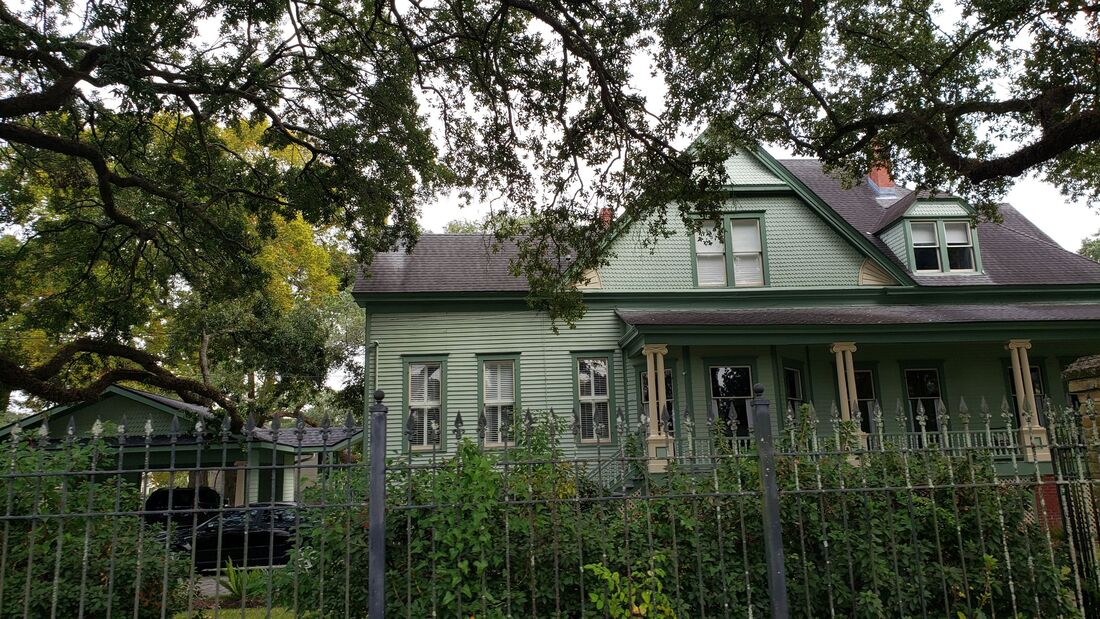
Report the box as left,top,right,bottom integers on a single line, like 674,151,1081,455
0,439,190,618
276,410,1080,617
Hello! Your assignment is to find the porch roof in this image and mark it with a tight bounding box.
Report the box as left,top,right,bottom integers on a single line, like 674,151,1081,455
616,303,1100,353
617,303,1100,327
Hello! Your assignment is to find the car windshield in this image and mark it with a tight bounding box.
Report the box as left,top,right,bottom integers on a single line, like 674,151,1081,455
196,507,301,530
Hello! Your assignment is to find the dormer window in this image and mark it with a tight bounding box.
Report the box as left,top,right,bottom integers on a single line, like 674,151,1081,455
694,216,766,288
911,222,941,272
908,220,979,274
944,222,975,271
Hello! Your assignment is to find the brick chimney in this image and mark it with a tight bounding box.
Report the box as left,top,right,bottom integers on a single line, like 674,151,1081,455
598,207,613,229
867,158,898,205
868,164,895,190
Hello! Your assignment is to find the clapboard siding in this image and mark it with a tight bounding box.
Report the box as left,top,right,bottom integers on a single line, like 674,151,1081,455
370,308,627,457
598,197,866,291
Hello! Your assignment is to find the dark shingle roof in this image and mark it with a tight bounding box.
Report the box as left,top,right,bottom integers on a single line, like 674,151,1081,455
617,304,1100,327
779,159,1100,286
251,426,362,448
354,235,529,294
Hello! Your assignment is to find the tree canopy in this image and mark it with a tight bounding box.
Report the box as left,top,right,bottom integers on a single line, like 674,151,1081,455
1,0,1098,419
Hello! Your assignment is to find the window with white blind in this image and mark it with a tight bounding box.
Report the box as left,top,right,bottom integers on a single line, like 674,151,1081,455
482,359,516,446
407,361,443,449
944,222,975,271
911,222,941,272
729,219,764,286
694,221,726,287
694,217,765,288
577,357,611,443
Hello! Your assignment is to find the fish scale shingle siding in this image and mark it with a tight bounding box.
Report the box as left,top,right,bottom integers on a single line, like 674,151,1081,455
907,203,971,217
723,150,782,185
597,197,865,291
371,309,629,457
880,223,908,267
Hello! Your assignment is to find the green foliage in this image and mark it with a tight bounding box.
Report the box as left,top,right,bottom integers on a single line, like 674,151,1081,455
277,410,1080,618
585,556,677,618
0,440,190,618
1080,233,1100,263
220,558,268,603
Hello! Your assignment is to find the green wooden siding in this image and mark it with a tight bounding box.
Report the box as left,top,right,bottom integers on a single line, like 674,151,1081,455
723,149,783,185
597,197,866,291
880,223,908,268
908,201,971,217
370,308,629,457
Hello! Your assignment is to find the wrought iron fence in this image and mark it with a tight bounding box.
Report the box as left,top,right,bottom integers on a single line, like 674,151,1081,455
0,388,1097,618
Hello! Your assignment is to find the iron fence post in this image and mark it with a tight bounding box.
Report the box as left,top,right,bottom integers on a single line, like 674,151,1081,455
752,384,789,619
369,390,387,618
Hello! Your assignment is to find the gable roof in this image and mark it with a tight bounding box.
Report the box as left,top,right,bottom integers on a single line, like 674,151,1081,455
779,159,1100,286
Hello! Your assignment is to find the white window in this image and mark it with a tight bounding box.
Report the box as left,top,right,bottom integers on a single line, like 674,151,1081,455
730,219,764,286
911,222,941,272
783,367,803,413
577,357,611,442
482,359,516,446
408,361,442,448
694,221,726,287
944,222,975,271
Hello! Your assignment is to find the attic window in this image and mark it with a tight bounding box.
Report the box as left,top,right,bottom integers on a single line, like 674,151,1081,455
694,217,766,288
944,222,975,271
910,222,941,272
909,220,979,274
695,221,726,286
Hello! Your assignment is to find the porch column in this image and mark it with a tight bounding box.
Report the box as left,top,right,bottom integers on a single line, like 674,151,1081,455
1007,339,1050,461
642,343,672,472
829,342,858,422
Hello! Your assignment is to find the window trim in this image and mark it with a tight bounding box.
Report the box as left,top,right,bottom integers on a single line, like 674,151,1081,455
904,219,983,275
477,353,521,448
690,213,769,288
942,221,977,272
780,360,806,417
852,363,882,434
898,361,947,433
702,356,759,437
908,220,942,273
692,220,728,288
572,351,617,445
401,355,449,452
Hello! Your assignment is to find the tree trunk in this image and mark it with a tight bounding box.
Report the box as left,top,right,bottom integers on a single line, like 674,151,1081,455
199,331,211,386
0,384,9,417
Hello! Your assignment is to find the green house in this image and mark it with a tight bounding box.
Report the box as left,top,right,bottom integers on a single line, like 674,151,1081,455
0,385,363,504
354,147,1100,468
